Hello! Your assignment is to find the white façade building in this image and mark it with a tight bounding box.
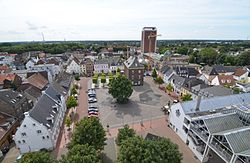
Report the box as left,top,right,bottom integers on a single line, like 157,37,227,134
66,58,81,74
28,64,61,81
13,84,67,154
94,58,110,74
169,93,250,163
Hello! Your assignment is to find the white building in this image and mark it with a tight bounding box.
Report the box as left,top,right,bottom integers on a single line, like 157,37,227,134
109,57,124,73
66,58,81,74
25,57,39,69
169,93,250,163
94,58,109,74
28,64,60,80
0,53,16,65
14,85,67,153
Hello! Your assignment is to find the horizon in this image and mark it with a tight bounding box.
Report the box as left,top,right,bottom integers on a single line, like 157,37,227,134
1,0,250,42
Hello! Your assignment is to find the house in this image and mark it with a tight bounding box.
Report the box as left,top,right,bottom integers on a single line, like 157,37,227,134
94,58,110,74
17,84,42,104
0,53,16,65
0,65,11,74
211,75,235,87
13,84,67,153
66,58,81,74
173,67,199,78
109,57,124,74
0,112,19,152
180,78,205,96
124,56,144,86
0,90,33,120
25,58,38,69
235,82,250,93
169,93,250,163
27,73,48,90
213,65,238,75
28,64,60,81
0,74,22,89
55,72,73,97
81,58,94,77
191,85,233,99
168,74,185,95
200,66,218,84
233,68,248,82
163,68,175,84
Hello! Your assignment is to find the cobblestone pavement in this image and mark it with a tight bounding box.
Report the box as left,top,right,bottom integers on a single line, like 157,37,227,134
1,146,19,163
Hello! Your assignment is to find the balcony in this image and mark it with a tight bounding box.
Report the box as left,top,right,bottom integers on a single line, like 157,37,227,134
190,125,209,142
209,140,233,163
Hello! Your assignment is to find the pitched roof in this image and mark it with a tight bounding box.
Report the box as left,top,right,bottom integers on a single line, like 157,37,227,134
25,86,42,99
169,74,185,86
27,73,48,90
202,66,218,75
217,75,235,86
94,58,109,65
56,72,73,91
234,68,247,77
0,74,16,84
0,90,26,108
182,78,204,89
45,84,62,102
173,67,199,77
199,85,233,97
27,71,48,80
124,56,144,69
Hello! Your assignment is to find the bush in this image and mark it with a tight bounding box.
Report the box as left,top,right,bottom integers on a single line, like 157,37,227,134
92,77,98,84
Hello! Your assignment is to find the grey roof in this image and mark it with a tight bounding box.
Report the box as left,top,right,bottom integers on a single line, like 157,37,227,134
169,74,185,86
173,67,199,77
0,90,26,108
203,113,244,134
51,82,67,96
124,56,144,69
94,58,109,65
199,85,233,97
202,66,218,75
29,94,58,129
160,65,171,74
225,129,250,155
56,72,73,91
109,57,124,66
182,78,204,90
180,93,250,114
25,86,42,99
45,84,62,102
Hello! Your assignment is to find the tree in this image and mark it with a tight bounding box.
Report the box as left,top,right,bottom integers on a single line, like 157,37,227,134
237,51,250,66
117,67,121,73
65,116,72,129
181,93,192,101
116,124,136,146
108,75,133,103
155,76,164,86
92,77,98,84
75,75,80,81
70,117,106,151
199,48,218,65
71,87,77,95
18,151,56,163
176,46,189,55
151,68,157,79
166,83,173,93
66,96,78,108
117,136,182,163
60,144,100,163
101,74,106,84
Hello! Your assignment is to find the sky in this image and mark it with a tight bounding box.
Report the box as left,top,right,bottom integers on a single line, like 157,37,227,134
0,0,250,42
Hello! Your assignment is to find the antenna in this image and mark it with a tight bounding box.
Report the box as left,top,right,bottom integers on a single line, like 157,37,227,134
41,32,45,42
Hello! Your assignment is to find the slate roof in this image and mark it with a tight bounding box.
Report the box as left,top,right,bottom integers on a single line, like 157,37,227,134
25,86,42,99
173,67,199,77
109,57,124,66
0,90,26,108
199,85,233,97
124,56,144,69
182,78,204,90
202,66,218,75
56,72,73,91
169,74,185,86
94,58,109,65
45,84,62,102
29,94,58,129
179,93,250,114
160,65,171,74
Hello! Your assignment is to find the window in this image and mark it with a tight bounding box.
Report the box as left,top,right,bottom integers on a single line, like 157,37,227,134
22,140,26,143
18,141,21,144
37,130,42,134
23,125,26,128
221,79,225,83
132,70,134,74
139,75,141,79
42,136,45,139
33,124,36,126
21,132,26,136
138,81,141,85
176,110,181,117
138,70,141,73
47,136,49,139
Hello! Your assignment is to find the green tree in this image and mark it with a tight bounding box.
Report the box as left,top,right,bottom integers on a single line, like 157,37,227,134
65,116,71,129
199,48,218,65
116,124,136,146
151,68,157,79
232,87,241,94
181,93,192,101
166,83,174,93
66,96,78,108
155,76,164,86
117,136,182,163
71,87,77,95
92,77,98,84
74,75,80,81
101,74,106,84
108,75,133,103
70,117,106,151
117,67,121,73
237,51,250,66
60,144,100,163
176,46,189,55
18,151,56,163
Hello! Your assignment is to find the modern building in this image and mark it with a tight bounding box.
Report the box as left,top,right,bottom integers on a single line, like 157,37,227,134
124,56,144,86
141,27,157,54
13,84,67,153
0,90,33,120
169,93,250,163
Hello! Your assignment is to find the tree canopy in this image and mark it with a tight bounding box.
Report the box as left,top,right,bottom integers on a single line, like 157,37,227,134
181,93,192,101
166,83,174,92
116,124,136,146
155,76,164,85
60,144,100,163
117,136,182,163
70,117,106,151
17,151,56,163
108,75,133,103
66,96,78,108
151,68,157,79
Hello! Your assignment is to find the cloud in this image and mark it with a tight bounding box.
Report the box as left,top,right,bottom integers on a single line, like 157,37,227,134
26,21,47,30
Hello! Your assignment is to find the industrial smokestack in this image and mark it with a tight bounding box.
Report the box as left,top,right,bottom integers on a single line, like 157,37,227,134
195,95,202,111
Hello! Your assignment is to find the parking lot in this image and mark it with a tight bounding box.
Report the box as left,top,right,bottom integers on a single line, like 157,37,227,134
93,77,171,127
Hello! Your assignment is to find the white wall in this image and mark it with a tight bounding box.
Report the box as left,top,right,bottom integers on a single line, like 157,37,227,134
94,64,109,73
211,76,220,86
66,60,81,74
14,115,53,154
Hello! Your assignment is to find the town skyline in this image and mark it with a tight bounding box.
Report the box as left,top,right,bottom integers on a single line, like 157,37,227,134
0,0,250,42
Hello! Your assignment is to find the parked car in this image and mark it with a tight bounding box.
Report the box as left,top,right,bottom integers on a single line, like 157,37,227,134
88,114,98,118
173,99,179,103
88,94,96,98
88,111,98,116
88,97,97,103
88,89,96,95
88,108,98,112
1,146,10,155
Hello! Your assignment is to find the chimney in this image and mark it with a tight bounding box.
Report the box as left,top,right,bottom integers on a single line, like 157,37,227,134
195,95,202,111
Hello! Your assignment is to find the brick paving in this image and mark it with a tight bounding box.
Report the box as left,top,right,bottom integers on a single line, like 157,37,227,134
53,77,89,160
106,117,200,163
